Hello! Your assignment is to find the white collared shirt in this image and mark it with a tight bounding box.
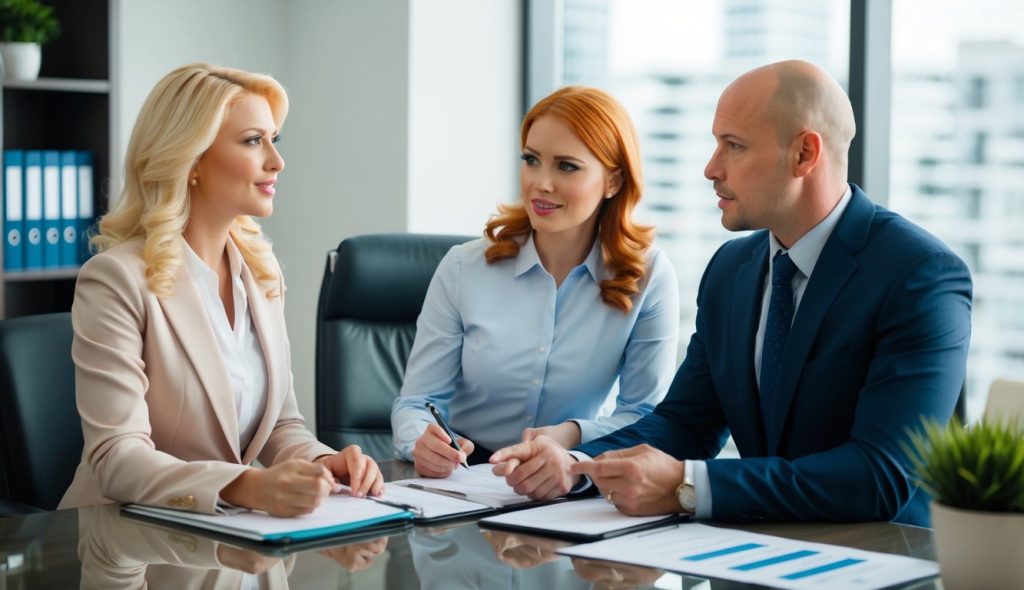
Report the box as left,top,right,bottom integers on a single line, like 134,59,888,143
183,239,268,453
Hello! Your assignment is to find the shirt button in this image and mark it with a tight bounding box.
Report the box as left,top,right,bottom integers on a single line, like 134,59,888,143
532,379,540,385
538,347,546,353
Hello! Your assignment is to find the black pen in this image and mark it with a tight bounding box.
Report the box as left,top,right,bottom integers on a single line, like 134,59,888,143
425,402,469,469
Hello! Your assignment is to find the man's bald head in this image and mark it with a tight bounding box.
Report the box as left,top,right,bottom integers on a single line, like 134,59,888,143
726,60,856,175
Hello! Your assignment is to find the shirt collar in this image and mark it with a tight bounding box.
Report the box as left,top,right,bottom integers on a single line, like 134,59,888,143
768,184,853,279
183,236,245,288
513,232,604,282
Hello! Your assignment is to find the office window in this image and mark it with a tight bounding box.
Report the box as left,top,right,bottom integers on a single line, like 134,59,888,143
889,0,1024,419
534,0,849,358
965,76,987,108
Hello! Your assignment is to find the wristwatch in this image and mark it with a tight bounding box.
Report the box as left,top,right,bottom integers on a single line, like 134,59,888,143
676,465,697,514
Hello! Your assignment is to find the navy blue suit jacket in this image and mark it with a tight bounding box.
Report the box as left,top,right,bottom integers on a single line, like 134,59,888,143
579,185,972,526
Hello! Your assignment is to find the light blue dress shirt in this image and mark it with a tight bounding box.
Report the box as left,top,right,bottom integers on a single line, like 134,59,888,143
391,235,680,460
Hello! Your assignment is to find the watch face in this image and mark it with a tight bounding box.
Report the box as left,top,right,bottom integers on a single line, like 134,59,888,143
677,484,696,512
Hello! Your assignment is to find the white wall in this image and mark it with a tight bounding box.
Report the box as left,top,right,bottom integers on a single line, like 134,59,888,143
112,0,522,434
408,0,522,235
268,0,413,425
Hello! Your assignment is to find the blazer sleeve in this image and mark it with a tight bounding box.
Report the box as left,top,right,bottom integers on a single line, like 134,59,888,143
73,253,250,514
705,250,971,522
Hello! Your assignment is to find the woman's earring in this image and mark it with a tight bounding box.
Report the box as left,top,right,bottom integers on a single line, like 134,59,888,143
189,177,198,187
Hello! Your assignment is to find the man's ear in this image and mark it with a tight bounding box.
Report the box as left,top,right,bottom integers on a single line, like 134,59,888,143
792,131,822,178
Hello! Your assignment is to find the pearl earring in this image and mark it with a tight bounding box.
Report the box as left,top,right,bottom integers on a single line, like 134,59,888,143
189,178,198,187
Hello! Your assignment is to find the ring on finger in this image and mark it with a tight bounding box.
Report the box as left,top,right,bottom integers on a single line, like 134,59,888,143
606,489,615,504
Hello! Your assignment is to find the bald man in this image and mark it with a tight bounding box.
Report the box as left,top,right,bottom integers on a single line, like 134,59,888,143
490,61,972,526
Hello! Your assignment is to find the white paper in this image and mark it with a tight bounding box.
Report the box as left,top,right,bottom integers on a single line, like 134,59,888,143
558,523,939,590
480,498,678,538
381,482,492,520
124,494,408,542
393,463,535,508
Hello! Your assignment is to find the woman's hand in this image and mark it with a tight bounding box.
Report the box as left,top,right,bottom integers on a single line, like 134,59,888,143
221,459,335,517
522,421,582,449
216,544,282,574
315,445,384,498
319,537,389,572
412,423,476,478
481,530,569,569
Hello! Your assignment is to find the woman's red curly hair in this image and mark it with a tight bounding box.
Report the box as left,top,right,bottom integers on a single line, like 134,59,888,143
484,85,654,313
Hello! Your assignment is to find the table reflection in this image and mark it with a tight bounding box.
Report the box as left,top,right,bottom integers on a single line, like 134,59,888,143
77,505,391,589
408,521,590,589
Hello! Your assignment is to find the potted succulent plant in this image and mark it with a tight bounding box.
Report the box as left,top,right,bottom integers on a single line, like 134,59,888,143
905,418,1024,590
0,0,61,81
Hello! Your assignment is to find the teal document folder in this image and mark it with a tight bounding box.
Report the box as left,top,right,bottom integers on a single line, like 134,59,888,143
3,150,24,270
42,150,61,268
23,151,43,270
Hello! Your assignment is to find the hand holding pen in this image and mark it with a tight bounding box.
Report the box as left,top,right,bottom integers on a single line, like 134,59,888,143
411,402,476,478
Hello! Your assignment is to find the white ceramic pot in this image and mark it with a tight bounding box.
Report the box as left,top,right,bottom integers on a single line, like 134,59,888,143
931,501,1024,590
0,41,42,81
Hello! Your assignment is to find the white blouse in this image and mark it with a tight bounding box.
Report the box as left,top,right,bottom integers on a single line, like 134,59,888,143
183,239,268,453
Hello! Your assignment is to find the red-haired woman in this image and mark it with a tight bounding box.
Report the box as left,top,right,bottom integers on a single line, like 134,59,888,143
392,86,679,478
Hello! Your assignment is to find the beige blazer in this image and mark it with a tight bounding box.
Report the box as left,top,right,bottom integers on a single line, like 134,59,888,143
59,237,334,514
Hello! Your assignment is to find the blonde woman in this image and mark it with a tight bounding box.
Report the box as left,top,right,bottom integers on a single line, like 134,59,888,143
59,63,382,516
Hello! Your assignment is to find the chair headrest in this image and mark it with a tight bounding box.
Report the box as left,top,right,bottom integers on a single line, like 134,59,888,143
320,233,474,322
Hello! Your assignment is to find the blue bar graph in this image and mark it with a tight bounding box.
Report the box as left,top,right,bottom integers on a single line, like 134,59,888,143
731,550,818,571
682,543,764,561
781,557,866,580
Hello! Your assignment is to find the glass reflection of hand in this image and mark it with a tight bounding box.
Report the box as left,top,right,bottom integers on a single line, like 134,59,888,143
215,544,281,575
318,536,389,572
570,557,663,590
480,529,569,570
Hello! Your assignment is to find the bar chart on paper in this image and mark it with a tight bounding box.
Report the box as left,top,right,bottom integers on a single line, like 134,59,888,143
559,523,939,590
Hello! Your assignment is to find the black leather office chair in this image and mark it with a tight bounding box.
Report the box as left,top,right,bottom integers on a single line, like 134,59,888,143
0,312,80,515
316,234,474,459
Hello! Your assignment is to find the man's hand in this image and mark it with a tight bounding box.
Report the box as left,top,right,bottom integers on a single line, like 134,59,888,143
481,530,570,569
522,421,581,449
412,423,476,478
570,444,683,516
489,435,578,500
315,445,384,497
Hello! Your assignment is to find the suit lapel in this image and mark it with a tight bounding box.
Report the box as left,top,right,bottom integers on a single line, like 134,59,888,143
765,187,874,454
159,265,240,462
239,263,283,465
730,238,770,456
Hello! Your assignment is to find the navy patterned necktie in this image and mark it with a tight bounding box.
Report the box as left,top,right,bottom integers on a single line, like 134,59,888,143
760,249,798,425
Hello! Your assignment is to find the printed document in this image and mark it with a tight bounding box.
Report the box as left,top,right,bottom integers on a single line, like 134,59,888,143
559,523,939,590
392,463,537,508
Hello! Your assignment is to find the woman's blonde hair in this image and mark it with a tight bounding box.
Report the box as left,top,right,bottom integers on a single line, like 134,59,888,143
92,63,288,297
484,86,654,313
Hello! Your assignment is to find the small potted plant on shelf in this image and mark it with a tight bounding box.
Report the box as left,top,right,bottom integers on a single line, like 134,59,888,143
906,417,1024,590
0,0,61,81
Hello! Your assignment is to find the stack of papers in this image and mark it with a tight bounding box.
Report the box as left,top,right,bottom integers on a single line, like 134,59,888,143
122,494,412,543
479,498,685,541
391,464,538,509
380,483,493,522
